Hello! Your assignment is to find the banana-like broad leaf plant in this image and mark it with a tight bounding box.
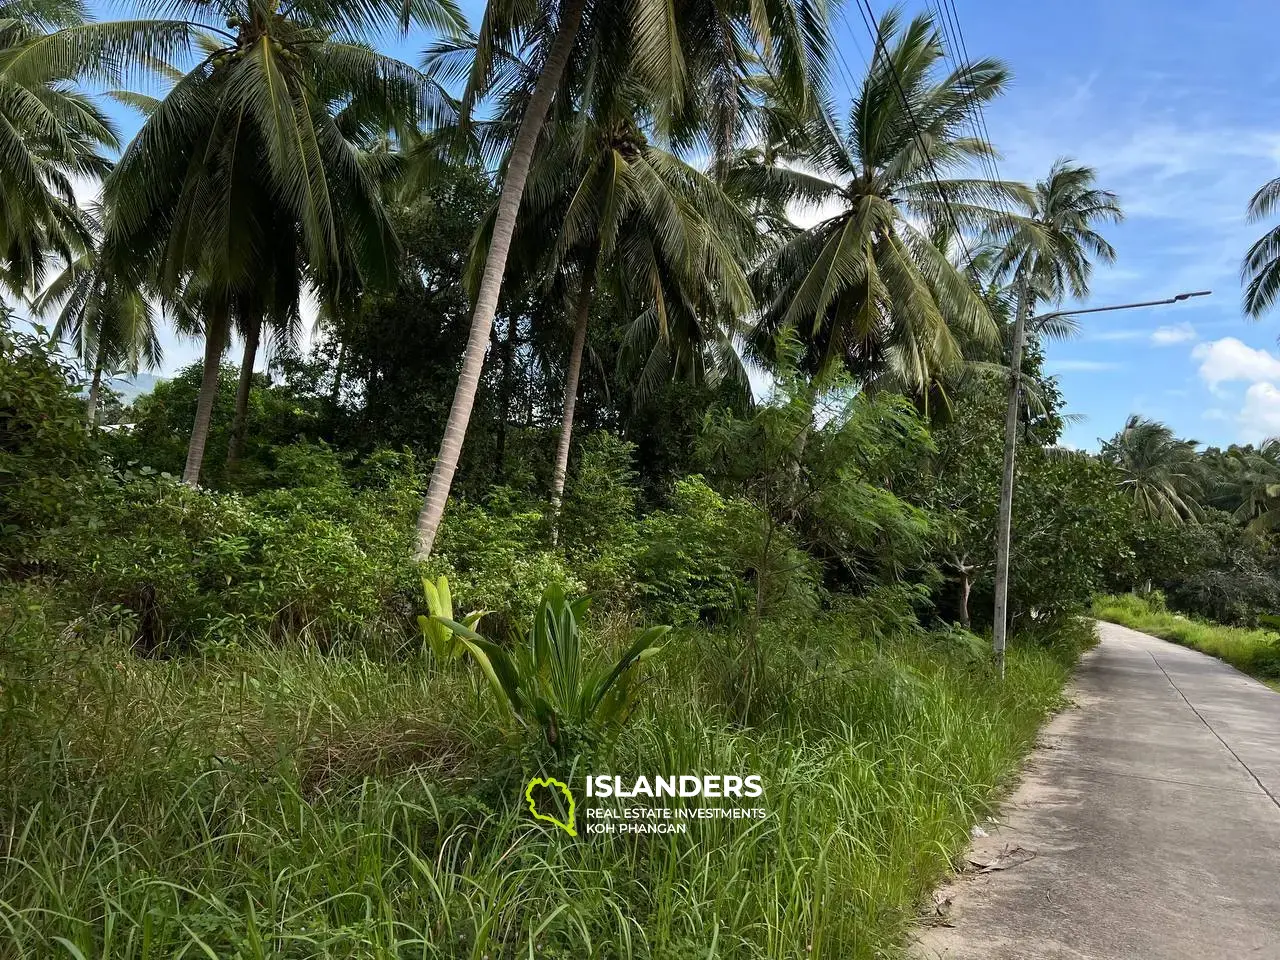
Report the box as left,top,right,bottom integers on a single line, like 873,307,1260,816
436,584,669,744
417,575,482,660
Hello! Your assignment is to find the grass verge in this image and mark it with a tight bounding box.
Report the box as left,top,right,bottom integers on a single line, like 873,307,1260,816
1092,593,1280,691
0,586,1087,959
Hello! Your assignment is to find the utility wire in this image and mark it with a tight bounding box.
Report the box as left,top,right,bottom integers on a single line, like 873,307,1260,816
927,0,998,187
828,6,867,113
931,0,1005,197
847,0,976,268
945,0,1005,189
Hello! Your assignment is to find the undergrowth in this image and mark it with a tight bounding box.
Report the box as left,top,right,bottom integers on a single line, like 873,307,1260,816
1093,593,1280,690
0,585,1088,959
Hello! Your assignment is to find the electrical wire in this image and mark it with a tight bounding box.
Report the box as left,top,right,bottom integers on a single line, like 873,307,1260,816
931,0,1005,202
846,0,977,268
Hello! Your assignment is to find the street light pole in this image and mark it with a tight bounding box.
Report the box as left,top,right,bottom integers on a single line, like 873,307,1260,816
990,288,1211,677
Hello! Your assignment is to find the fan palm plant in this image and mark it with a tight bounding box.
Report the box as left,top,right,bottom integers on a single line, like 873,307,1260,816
412,0,833,559
101,0,462,486
985,158,1122,671
748,9,1026,389
0,0,116,294
1101,415,1204,524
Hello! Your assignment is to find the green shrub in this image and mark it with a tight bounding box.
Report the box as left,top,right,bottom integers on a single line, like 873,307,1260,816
829,582,930,645
633,476,750,625
1119,512,1280,626
0,326,99,569
559,432,642,602
105,362,326,483
38,462,421,649
432,489,583,635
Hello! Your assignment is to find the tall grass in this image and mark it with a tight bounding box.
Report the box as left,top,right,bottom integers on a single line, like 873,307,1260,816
0,588,1084,959
1092,593,1280,690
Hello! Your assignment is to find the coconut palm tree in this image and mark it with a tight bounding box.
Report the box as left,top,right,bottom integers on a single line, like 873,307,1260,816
1243,178,1280,318
412,0,833,559
0,0,116,294
984,158,1122,672
448,48,759,517
747,10,1024,391
101,0,461,486
222,229,305,471
30,226,162,428
517,107,756,518
1101,415,1204,524
1205,440,1280,531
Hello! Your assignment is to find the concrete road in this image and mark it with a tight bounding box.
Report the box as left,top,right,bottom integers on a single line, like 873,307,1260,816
913,621,1280,960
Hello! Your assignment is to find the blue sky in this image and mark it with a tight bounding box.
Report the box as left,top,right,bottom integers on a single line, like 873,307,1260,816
67,0,1280,448
919,0,1280,449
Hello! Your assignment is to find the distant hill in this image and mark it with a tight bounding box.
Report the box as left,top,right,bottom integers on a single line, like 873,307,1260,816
107,373,164,401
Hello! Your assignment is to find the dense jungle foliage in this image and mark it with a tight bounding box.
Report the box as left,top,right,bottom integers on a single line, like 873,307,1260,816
5,0,1279,954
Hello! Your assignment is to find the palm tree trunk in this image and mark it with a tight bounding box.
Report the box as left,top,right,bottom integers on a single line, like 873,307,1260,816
550,255,599,532
992,273,1032,677
227,314,261,470
495,312,518,480
413,0,588,561
182,306,230,487
329,338,346,410
85,353,102,430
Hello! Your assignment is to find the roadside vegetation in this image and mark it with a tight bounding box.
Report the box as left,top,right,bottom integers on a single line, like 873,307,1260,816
1093,593,1280,690
1,581,1089,958
5,0,1274,955
1097,417,1280,647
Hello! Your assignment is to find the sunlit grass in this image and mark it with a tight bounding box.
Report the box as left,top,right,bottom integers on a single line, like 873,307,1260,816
1092,593,1280,691
0,589,1083,959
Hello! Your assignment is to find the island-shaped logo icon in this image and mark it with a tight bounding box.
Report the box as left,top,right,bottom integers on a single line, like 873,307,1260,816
524,776,577,836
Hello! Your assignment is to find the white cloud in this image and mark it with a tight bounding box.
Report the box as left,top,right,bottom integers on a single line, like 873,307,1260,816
1151,321,1197,345
1191,337,1280,390
1180,339,1280,442
987,79,1280,312
1239,382,1280,443
1088,328,1146,342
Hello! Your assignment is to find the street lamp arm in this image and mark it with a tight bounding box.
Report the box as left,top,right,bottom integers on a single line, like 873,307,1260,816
1034,290,1212,324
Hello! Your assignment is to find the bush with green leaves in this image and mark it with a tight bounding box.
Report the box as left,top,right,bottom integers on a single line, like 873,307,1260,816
104,362,325,484
37,448,423,649
1116,510,1280,626
0,325,98,570
558,432,643,601
910,379,1134,629
633,475,751,626
829,581,932,646
699,375,935,623
431,489,583,635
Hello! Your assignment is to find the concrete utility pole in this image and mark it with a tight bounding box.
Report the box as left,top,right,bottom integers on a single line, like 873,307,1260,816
991,288,1212,677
